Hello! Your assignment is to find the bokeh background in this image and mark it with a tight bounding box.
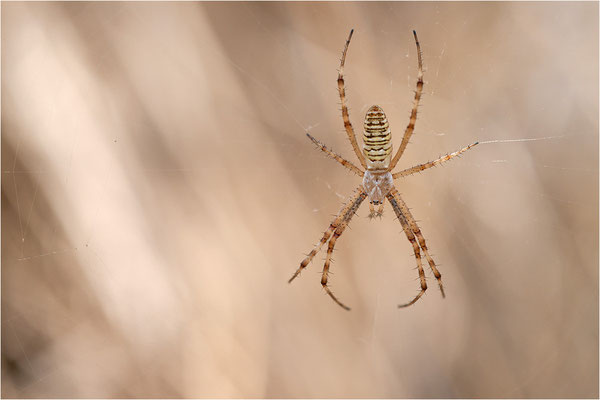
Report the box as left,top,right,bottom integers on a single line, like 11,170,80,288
2,2,598,398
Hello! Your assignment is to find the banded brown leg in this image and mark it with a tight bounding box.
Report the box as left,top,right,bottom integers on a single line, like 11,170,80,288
289,188,366,284
387,191,428,307
306,133,364,177
389,189,445,298
320,191,367,310
337,29,368,170
389,30,424,170
392,142,479,179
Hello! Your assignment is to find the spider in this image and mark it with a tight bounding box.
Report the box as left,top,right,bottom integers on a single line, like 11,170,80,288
289,29,479,310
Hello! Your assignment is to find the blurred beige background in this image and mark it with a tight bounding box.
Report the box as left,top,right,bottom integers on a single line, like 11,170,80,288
2,2,598,398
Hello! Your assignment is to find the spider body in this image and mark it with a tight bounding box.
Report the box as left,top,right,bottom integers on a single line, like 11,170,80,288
362,105,395,204
362,170,393,205
289,29,478,310
363,105,393,170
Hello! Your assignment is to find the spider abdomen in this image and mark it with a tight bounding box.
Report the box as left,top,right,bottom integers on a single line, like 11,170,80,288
363,105,392,170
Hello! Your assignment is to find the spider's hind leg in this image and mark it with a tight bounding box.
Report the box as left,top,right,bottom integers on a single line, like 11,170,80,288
337,29,368,169
389,30,425,170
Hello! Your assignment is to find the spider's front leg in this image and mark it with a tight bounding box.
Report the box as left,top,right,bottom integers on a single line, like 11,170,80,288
390,189,445,297
320,190,367,310
387,191,428,307
387,188,444,307
289,187,366,285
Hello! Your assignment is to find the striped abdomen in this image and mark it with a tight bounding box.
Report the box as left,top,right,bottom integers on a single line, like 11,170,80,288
363,105,392,170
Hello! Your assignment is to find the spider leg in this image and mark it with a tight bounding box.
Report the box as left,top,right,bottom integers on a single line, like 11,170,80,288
321,190,367,310
306,133,364,177
389,30,424,170
386,191,427,307
338,29,368,169
389,188,445,298
289,188,366,284
321,227,352,310
392,142,479,179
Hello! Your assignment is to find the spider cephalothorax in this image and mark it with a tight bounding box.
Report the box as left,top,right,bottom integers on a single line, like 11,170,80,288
289,29,478,310
362,170,393,205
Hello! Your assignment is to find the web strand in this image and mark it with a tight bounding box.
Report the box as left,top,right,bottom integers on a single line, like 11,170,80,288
478,136,564,144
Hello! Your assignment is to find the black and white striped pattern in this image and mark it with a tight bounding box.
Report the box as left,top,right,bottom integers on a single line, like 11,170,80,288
363,105,392,169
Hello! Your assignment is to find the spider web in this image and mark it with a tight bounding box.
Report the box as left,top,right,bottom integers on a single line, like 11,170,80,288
2,2,598,398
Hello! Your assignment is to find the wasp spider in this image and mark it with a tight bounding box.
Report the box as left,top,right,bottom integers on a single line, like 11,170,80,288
289,30,478,310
